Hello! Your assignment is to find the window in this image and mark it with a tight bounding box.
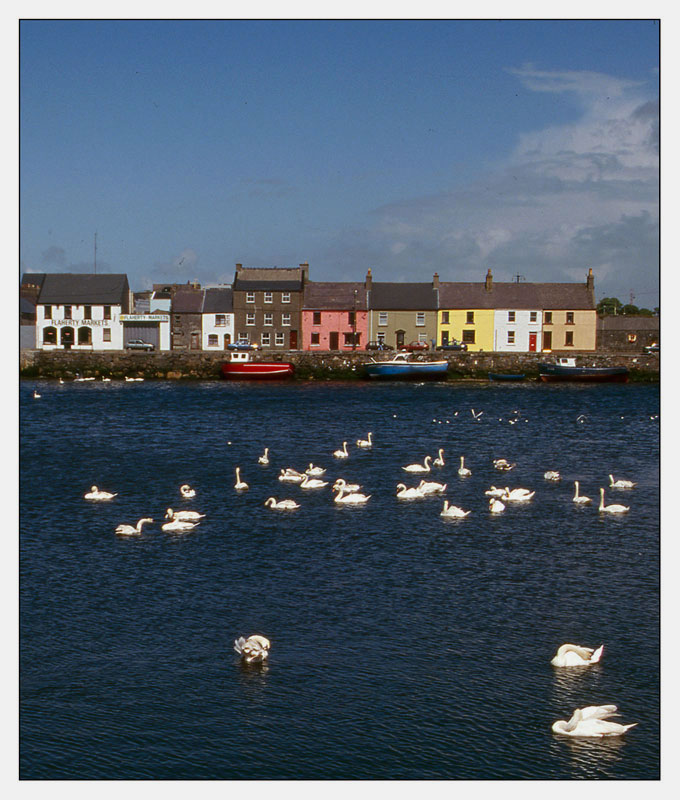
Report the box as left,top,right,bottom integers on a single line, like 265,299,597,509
378,312,388,326
264,313,273,326
281,292,291,303
344,332,360,346
44,305,52,320
78,327,92,345
281,313,291,326
311,332,320,346
441,311,450,324
42,326,57,344
628,333,637,343
174,315,181,325
207,334,218,347
508,311,515,323
84,305,92,320
246,313,256,326
238,333,249,344
313,311,321,325
466,311,474,324
246,292,255,303
416,312,425,326
264,292,273,303
275,332,285,346
215,314,226,327
418,333,428,344
348,311,356,326
566,312,575,325
565,331,574,346
507,330,515,345
377,332,386,344
462,329,476,344
261,332,271,346
544,312,553,324
530,311,537,323
64,305,72,320
104,306,111,320
103,328,111,342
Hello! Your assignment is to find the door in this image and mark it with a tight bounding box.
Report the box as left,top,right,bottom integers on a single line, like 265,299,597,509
529,332,537,352
223,333,231,348
290,330,298,350
441,330,449,346
396,330,405,350
190,332,201,350
61,326,74,349
543,331,552,351
329,331,339,350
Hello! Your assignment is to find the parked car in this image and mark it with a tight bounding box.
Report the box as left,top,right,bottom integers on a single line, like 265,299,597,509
403,340,430,352
125,339,155,351
643,342,659,354
227,342,257,351
436,341,468,351
365,341,394,351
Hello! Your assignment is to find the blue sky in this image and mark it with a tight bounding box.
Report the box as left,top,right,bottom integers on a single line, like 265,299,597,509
20,19,659,305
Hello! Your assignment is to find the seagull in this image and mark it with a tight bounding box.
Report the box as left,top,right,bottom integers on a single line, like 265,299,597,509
234,634,270,663
471,408,483,420
551,643,604,667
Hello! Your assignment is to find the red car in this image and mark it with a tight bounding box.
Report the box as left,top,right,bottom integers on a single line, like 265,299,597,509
403,340,430,352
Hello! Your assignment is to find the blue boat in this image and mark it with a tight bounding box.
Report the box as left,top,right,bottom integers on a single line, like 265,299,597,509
488,372,526,382
364,352,449,379
538,357,628,383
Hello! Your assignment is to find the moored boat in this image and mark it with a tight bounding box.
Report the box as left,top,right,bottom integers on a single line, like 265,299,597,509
538,357,628,383
221,351,294,379
488,372,526,382
364,351,448,379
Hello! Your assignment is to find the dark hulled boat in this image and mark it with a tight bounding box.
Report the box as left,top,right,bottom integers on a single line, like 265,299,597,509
538,357,628,383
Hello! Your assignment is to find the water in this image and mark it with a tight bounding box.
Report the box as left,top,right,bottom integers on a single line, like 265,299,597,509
20,378,660,780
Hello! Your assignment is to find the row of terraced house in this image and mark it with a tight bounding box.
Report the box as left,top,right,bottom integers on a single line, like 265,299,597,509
21,263,605,353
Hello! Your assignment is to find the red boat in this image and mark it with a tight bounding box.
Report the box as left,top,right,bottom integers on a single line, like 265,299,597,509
221,351,294,379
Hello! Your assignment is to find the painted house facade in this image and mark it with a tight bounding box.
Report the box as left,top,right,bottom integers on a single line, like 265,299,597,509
366,271,440,349
302,281,368,350
202,288,234,350
171,289,205,350
539,270,597,352
438,280,495,352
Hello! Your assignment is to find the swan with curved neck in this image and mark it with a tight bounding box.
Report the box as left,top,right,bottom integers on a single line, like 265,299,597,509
258,448,270,465
234,634,270,663
115,517,153,535
598,488,629,514
85,486,118,501
485,486,506,498
433,448,445,467
396,483,425,500
489,498,505,514
333,441,349,459
552,706,637,737
440,500,470,518
502,487,535,501
162,518,200,532
180,484,196,498
458,456,471,477
279,469,304,483
306,463,326,476
572,481,591,504
234,467,249,491
551,643,603,667
493,458,515,471
417,479,447,495
299,474,328,489
356,432,373,448
334,487,371,504
333,478,362,493
165,508,205,521
265,497,300,510
402,455,432,473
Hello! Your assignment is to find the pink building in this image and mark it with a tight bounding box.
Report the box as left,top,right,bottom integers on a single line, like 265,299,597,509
302,281,369,350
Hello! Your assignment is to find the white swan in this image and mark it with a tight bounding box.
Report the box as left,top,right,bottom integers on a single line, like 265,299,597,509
101,377,111,382
417,479,447,495
299,474,328,489
489,498,505,514
306,463,326,476
115,517,153,535
356,432,373,448
333,441,349,459
433,448,445,467
485,486,506,498
458,456,471,477
33,389,41,399
572,481,592,505
234,467,249,491
552,707,637,738
333,478,362,493
402,455,432,473
396,483,425,500
234,634,270,663
278,468,304,483
598,488,629,514
440,500,471,518
502,487,535,502
544,471,561,481
609,474,636,489
258,447,270,465
334,487,371,504
165,507,205,521
551,643,604,667
84,485,118,501
161,518,200,532
264,497,300,511
180,484,196,498
493,458,515,471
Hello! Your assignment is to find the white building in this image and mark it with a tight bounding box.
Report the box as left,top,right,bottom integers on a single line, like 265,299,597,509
493,308,543,352
202,287,234,350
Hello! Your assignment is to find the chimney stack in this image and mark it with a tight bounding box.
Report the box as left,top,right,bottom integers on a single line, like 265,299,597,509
485,269,493,292
432,272,440,289
586,267,594,292
299,262,309,284
235,263,243,272
365,268,373,290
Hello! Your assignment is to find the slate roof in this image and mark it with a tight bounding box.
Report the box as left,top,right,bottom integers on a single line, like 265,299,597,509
597,315,659,331
21,273,46,290
369,282,439,310
37,273,129,304
233,267,305,292
20,297,36,314
172,290,205,313
203,287,233,313
439,282,595,310
303,282,368,310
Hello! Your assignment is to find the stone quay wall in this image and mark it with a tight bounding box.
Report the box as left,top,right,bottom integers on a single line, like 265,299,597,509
20,349,659,381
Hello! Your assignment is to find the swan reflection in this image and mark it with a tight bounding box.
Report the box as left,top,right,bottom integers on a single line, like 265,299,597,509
551,732,626,778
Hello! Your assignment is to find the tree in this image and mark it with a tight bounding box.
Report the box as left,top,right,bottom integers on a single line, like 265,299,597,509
621,304,640,315
597,297,623,315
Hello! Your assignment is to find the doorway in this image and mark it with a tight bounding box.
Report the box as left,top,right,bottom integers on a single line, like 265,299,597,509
396,330,405,350
329,331,339,350
529,332,537,352
290,330,298,350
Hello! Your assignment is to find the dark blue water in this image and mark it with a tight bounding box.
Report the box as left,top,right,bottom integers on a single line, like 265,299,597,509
20,379,659,780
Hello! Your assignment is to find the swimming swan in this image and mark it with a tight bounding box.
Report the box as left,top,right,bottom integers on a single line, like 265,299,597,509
433,448,445,467
502,487,535,501
402,455,432,473
396,483,426,500
33,389,41,399
552,706,637,737
264,497,300,510
489,498,505,514
485,486,506,498
417,479,447,495
165,508,205,521
279,469,304,483
356,432,373,448
84,486,118,501
609,474,636,489
180,484,196,498
544,471,561,481
551,643,604,667
333,441,349,459
333,478,362,493
572,481,592,505
234,634,270,663
258,448,270,465
161,518,200,532
306,464,326,476
299,474,328,489
493,458,515,471
458,456,472,477
440,500,471,518
598,488,629,515
234,467,249,491
115,517,153,535
334,487,371,504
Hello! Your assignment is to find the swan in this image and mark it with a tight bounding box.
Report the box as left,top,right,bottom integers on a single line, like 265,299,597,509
502,487,535,501
551,643,604,667
493,458,515,471
279,469,304,483
165,508,205,521
101,377,111,382
299,474,328,489
264,497,300,510
433,448,445,467
544,471,561,481
552,707,637,737
333,478,362,493
234,467,249,491
32,389,41,399
356,432,373,448
440,500,471,518
306,463,326,476
334,487,371,504
115,517,153,535
258,447,270,465
458,456,471,477
180,484,196,498
84,485,118,501
402,455,432,473
489,498,505,514
396,483,425,500
609,474,636,489
485,486,506,498
598,488,629,514
572,481,592,505
417,479,447,495
333,441,349,459
234,634,270,663
162,518,200,532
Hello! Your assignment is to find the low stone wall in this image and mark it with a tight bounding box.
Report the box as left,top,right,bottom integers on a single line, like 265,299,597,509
19,349,659,381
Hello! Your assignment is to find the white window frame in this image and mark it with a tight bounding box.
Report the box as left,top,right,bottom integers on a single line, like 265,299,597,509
238,332,250,344
246,292,255,303
378,312,388,326
507,330,515,344
207,334,219,347
281,313,291,326
508,311,516,322
215,314,226,327
416,312,425,326
264,291,273,304
246,312,255,326
529,311,537,323
275,332,285,346
264,312,273,326
261,332,271,346
281,292,291,303
418,332,428,344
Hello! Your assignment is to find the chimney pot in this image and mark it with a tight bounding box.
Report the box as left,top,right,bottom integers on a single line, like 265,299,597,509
485,269,493,291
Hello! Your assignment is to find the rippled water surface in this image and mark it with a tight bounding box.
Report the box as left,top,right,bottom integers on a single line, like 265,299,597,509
20,379,659,780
